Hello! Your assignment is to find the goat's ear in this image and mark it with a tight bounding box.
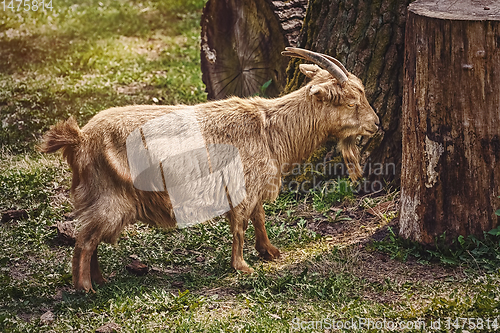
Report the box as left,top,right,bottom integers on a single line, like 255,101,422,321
299,64,321,79
309,84,329,101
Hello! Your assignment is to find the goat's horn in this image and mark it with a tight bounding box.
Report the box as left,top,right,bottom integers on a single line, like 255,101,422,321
281,51,308,61
282,50,348,76
282,47,348,84
321,54,349,77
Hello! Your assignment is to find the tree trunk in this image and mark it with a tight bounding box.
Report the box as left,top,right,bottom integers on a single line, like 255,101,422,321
200,0,308,100
284,0,412,186
400,0,500,245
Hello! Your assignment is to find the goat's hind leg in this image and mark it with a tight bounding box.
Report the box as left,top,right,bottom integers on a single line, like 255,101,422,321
73,245,110,292
72,232,99,292
90,247,106,286
72,204,133,292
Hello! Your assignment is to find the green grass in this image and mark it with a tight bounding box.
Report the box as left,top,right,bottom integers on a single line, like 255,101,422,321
0,0,207,152
1,1,500,332
2,153,500,332
310,178,354,213
371,225,500,273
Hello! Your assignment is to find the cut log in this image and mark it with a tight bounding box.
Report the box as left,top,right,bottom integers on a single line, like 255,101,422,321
400,0,500,244
200,0,308,99
284,0,412,185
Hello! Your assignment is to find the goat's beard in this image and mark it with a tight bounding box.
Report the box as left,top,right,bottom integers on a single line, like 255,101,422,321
338,135,362,181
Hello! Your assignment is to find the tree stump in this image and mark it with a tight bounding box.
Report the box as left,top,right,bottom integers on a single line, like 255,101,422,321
200,0,308,99
400,0,500,244
284,0,412,185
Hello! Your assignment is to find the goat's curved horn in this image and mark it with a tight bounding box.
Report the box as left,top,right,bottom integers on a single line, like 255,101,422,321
282,47,348,84
282,50,349,76
321,54,349,77
281,50,308,61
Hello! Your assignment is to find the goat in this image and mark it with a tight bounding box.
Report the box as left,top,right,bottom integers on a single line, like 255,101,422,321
40,48,379,292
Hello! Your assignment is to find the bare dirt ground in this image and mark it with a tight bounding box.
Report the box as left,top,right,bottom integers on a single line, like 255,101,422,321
297,195,466,303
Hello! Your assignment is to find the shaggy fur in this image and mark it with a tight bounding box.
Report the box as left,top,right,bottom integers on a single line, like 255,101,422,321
40,63,379,292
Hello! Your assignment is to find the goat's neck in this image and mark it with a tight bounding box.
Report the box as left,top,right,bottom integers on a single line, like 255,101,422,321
263,88,331,170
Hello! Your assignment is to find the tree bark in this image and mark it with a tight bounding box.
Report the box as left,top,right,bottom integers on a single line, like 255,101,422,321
284,0,412,185
201,0,308,100
400,0,500,244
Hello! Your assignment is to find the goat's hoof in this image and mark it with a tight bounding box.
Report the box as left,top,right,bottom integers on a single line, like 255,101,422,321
74,282,94,293
240,266,255,274
233,262,254,274
74,277,94,293
92,276,107,286
91,269,107,286
257,245,281,261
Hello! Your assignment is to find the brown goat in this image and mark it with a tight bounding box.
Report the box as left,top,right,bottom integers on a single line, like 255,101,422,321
40,48,379,292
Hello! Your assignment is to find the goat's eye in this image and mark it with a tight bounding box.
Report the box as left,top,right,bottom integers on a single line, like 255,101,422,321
347,103,356,108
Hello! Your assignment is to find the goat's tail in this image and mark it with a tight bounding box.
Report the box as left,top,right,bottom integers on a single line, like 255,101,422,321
39,117,82,164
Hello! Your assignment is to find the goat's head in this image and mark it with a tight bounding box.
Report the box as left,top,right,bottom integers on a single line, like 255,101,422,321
283,47,380,180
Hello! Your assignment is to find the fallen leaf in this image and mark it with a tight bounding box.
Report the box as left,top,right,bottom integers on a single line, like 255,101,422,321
125,259,149,276
40,310,55,325
96,322,121,333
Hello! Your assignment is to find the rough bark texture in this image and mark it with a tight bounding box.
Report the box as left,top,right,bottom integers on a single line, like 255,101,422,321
400,0,500,245
285,0,412,184
201,0,308,100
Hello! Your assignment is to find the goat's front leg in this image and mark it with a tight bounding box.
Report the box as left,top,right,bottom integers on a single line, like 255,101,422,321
251,202,280,260
228,211,254,274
